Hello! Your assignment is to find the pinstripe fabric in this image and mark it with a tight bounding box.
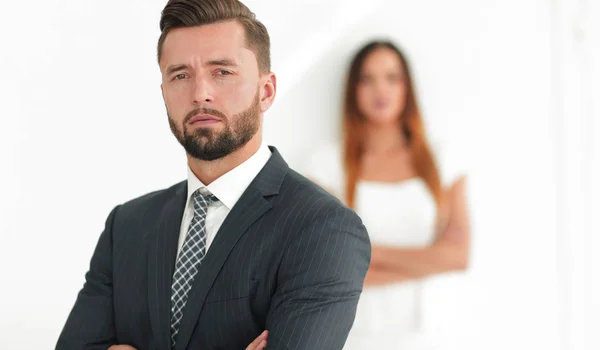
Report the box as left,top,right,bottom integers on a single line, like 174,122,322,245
56,146,371,350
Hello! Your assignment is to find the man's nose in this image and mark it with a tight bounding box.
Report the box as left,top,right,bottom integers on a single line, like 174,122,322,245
192,77,214,104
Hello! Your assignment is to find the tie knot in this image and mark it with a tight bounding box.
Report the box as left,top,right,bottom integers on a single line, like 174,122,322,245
192,188,218,213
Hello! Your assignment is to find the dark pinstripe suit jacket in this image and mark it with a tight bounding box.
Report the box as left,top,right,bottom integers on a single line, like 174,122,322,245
56,147,371,350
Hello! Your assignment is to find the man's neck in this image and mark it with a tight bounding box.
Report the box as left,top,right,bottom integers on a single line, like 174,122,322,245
187,134,262,185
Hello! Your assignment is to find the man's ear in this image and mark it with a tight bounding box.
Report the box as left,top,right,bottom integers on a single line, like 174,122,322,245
259,73,276,113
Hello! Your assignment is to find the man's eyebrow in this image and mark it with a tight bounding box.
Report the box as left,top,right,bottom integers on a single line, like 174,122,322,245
206,59,239,67
165,59,238,74
165,64,189,75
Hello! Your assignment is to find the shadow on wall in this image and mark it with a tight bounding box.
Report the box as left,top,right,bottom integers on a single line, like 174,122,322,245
262,2,390,168
261,0,471,170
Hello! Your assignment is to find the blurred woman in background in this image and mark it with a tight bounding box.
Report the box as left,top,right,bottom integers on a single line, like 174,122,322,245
303,41,471,349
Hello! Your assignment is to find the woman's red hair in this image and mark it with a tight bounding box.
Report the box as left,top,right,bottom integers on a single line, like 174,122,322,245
342,41,443,208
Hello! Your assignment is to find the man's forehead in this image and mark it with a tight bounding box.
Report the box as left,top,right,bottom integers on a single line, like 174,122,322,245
165,22,246,52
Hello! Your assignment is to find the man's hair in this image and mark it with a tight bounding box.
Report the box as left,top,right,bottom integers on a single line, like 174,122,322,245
157,0,271,73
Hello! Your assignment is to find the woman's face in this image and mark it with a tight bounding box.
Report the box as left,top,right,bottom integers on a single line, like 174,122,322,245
355,47,407,125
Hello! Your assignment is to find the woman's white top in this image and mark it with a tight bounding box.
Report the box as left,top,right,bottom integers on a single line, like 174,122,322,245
302,141,466,350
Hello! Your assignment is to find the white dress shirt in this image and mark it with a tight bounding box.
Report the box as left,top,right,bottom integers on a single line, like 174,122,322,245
177,143,272,257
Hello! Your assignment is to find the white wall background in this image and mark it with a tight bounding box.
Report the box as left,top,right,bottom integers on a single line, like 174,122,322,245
0,0,597,349
554,1,600,349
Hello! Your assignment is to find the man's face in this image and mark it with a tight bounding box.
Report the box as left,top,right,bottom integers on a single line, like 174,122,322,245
160,20,274,161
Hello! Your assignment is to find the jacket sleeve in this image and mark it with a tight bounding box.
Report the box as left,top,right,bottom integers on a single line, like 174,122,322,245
55,206,120,350
265,207,371,349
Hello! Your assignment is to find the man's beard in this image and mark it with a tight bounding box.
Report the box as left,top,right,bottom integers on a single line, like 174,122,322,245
168,91,261,161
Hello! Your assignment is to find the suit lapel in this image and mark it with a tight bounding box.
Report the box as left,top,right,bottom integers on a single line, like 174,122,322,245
174,146,288,350
148,181,187,350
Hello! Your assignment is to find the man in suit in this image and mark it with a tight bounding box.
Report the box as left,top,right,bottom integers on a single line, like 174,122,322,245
56,0,371,349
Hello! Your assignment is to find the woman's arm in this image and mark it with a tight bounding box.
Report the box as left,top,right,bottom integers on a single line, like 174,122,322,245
364,267,415,286
366,176,471,284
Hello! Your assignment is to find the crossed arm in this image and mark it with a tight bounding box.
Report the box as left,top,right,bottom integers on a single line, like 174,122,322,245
55,206,119,350
264,207,371,349
364,176,471,286
56,204,370,350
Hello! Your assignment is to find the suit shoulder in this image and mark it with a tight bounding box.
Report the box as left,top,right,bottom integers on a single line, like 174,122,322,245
113,181,185,218
277,169,369,250
282,169,353,217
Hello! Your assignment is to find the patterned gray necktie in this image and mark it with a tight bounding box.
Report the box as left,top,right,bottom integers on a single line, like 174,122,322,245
170,188,218,347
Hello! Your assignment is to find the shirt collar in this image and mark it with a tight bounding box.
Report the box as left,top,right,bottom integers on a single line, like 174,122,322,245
186,142,272,209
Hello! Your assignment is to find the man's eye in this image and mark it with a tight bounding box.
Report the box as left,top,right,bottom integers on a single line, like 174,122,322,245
217,70,232,76
173,74,187,80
